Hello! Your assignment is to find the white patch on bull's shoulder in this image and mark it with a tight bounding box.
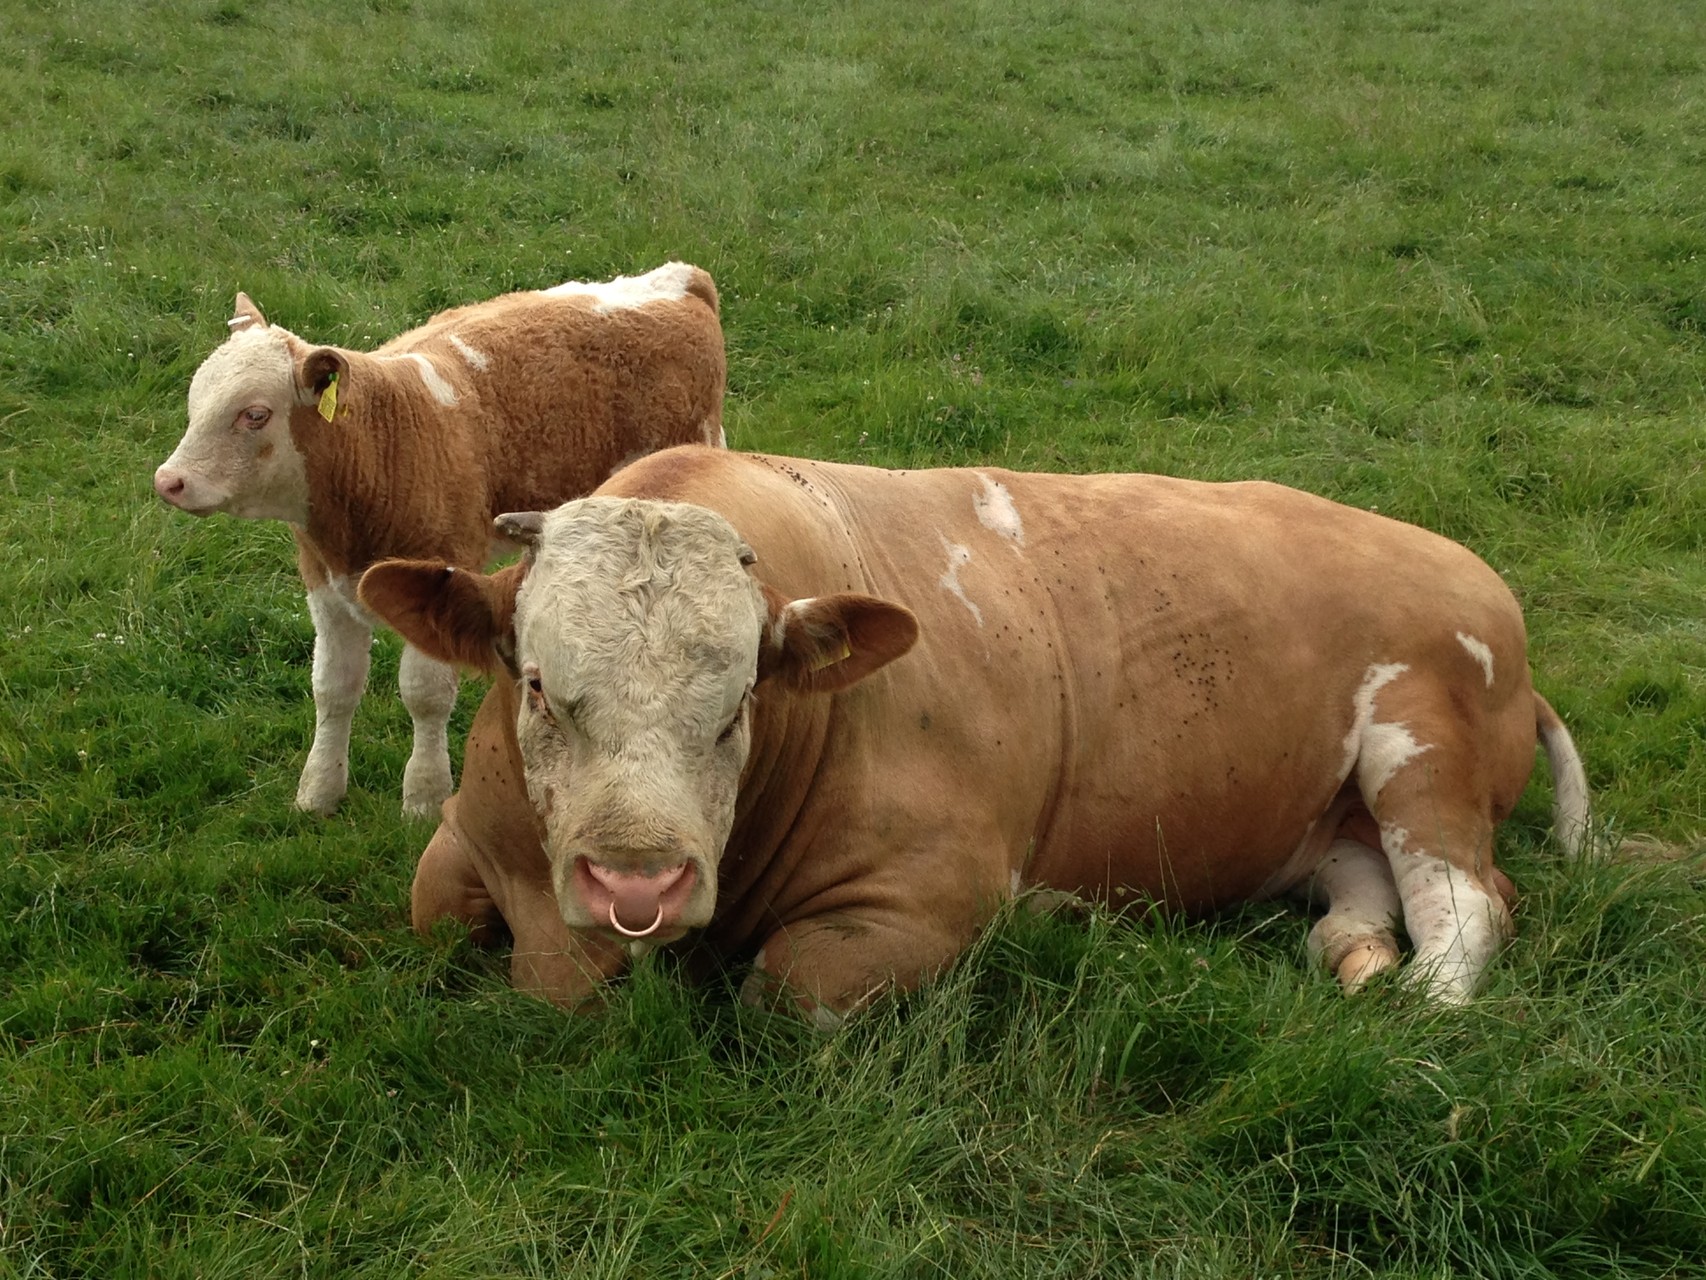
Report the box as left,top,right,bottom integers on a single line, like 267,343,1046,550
1340,662,1432,798
973,473,1025,548
1456,631,1495,688
447,334,490,372
544,262,694,313
1010,869,1022,896
938,537,983,627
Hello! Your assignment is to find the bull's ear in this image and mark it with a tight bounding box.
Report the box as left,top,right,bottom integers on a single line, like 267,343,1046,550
757,589,919,694
230,291,267,332
358,559,527,675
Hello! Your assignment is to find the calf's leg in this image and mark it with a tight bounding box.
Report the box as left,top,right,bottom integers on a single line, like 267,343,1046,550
295,583,372,815
398,644,458,818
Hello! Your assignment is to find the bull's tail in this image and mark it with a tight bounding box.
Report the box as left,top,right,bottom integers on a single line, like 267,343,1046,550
1536,693,1592,857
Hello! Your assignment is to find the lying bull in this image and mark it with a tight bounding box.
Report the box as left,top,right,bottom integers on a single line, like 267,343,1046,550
154,263,725,816
358,446,1590,1018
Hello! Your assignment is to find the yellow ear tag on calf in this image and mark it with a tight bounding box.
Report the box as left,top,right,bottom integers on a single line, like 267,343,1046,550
317,374,339,422
810,640,854,672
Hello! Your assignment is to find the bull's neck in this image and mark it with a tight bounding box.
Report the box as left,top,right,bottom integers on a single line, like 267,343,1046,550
707,683,835,951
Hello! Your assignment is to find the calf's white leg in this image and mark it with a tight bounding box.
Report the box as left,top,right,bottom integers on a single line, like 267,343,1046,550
398,644,458,818
295,584,373,815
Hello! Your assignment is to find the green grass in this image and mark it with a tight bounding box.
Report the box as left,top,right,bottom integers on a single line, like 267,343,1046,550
2,0,1704,1274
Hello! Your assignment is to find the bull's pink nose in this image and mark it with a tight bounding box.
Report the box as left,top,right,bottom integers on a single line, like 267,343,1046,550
154,467,187,504
584,861,693,936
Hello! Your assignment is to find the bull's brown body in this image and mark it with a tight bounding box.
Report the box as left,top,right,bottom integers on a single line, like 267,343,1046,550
387,447,1586,1014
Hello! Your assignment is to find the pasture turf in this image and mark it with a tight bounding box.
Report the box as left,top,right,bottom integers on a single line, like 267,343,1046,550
2,0,1703,1275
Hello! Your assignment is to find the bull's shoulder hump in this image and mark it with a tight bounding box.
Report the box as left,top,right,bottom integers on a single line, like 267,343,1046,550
595,444,767,502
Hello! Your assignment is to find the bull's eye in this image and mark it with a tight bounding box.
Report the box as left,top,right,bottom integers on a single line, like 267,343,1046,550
240,405,271,430
716,693,751,745
525,675,555,722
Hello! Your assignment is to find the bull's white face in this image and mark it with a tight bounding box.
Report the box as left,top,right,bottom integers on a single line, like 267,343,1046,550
155,327,310,522
513,499,764,943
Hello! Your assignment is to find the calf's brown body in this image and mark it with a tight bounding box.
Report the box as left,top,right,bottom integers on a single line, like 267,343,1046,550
155,265,725,816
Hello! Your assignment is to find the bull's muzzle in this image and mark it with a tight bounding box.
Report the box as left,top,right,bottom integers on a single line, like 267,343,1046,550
575,858,699,939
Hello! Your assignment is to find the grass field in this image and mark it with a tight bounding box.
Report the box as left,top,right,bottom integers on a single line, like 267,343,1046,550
3,0,1704,1274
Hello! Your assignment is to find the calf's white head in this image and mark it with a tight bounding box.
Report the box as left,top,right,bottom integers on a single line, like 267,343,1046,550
359,498,918,944
153,293,350,522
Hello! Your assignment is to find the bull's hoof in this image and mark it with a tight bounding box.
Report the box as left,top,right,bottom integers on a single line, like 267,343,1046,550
1334,939,1400,993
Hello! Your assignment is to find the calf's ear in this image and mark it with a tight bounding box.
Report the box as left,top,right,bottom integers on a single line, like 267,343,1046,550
296,347,349,410
358,559,527,675
229,292,268,332
757,589,919,694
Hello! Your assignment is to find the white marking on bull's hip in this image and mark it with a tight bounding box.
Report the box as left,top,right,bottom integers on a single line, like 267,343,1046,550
1341,662,1433,797
938,537,983,626
973,473,1025,547
545,262,694,313
380,353,458,405
447,334,490,372
1456,631,1495,688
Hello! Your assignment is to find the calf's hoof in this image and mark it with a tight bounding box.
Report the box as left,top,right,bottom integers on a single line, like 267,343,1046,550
401,753,453,819
294,762,347,816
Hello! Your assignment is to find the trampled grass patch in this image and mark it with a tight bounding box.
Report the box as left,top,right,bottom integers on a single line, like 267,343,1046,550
2,0,1704,1275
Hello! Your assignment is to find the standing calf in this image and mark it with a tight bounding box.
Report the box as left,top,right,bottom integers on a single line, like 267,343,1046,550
154,263,725,816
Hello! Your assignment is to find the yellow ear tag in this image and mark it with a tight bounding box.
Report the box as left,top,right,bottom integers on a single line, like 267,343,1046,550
810,640,853,672
317,374,339,422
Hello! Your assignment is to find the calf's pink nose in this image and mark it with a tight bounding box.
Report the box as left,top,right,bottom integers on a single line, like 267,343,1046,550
154,467,187,504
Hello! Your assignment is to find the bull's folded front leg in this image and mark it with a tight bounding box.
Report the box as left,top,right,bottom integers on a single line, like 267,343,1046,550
397,643,459,818
412,817,502,946
498,874,630,1009
739,907,982,1030
295,582,373,815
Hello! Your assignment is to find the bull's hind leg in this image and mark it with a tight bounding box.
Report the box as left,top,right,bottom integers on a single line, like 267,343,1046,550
1305,839,1402,992
1354,683,1513,1005
398,644,458,818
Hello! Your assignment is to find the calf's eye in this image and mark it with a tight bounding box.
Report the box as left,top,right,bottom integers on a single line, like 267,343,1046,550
241,406,271,429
